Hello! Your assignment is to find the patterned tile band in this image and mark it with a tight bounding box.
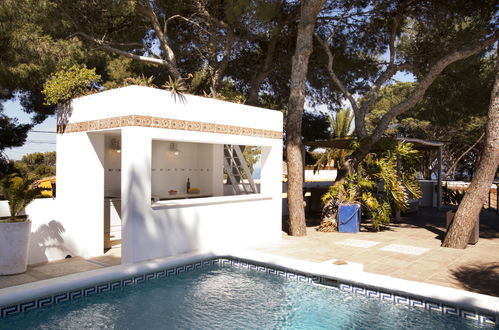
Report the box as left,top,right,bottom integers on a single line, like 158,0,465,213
0,257,496,325
57,115,282,139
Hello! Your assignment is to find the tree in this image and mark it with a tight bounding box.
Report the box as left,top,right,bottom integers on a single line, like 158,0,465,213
42,65,101,106
442,49,499,249
312,108,354,171
314,1,498,181
364,55,495,180
0,113,31,176
286,0,326,236
0,0,86,122
13,152,56,179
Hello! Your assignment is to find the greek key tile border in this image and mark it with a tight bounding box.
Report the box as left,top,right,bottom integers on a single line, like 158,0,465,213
1,258,496,326
57,115,282,139
338,283,497,325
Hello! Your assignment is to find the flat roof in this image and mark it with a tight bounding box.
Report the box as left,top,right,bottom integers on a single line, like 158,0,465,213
305,137,444,151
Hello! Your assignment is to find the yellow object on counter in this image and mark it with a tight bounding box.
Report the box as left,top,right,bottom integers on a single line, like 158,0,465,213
188,187,200,194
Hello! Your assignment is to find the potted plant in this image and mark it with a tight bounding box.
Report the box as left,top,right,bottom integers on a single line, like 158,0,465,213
0,174,45,275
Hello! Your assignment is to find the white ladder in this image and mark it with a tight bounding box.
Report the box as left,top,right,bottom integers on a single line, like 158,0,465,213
223,144,258,194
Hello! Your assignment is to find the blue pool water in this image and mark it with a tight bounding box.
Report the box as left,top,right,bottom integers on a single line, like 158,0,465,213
0,265,491,329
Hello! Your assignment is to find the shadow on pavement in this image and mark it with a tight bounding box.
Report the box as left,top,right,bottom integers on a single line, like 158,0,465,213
450,262,499,297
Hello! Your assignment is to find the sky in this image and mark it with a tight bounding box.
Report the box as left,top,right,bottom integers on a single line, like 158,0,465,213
2,69,415,161
3,100,56,160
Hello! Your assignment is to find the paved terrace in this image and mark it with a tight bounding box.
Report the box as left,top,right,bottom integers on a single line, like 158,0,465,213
1,207,498,298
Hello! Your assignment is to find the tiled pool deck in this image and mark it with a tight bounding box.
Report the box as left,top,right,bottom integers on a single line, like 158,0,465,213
1,207,498,298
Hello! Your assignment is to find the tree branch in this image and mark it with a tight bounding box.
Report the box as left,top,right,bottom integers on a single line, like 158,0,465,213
72,32,169,67
444,133,485,179
165,14,210,36
315,33,361,129
212,29,236,92
371,31,499,140
136,0,180,79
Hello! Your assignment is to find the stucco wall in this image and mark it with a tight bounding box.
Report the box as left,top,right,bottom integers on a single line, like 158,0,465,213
51,86,284,264
0,199,75,265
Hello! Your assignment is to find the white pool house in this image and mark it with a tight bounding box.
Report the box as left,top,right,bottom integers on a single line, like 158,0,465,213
56,86,283,263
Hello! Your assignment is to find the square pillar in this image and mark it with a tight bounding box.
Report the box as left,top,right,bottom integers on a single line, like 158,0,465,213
121,127,152,263
56,132,104,258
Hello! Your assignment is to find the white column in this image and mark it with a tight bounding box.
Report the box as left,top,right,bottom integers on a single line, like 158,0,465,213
121,127,152,263
211,144,224,196
260,142,282,196
260,140,283,238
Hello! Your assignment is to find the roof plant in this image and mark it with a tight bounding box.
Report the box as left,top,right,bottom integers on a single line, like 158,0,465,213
42,65,101,106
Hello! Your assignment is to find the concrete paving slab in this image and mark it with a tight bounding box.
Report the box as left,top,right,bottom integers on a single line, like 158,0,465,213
335,238,381,248
379,244,430,255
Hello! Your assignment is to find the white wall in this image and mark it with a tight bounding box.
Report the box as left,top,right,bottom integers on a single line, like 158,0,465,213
120,127,283,264
104,134,121,197
129,197,279,261
54,86,283,264
0,199,73,265
67,86,282,133
56,131,105,259
151,141,220,196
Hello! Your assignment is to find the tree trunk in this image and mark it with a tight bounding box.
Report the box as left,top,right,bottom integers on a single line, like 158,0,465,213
442,51,499,249
286,0,325,236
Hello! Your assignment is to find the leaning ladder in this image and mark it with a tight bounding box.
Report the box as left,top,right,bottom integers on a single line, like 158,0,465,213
223,144,258,194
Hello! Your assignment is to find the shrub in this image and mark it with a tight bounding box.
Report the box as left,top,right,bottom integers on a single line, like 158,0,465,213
42,65,101,105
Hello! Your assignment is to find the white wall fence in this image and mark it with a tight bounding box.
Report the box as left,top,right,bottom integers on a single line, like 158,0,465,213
3,180,490,266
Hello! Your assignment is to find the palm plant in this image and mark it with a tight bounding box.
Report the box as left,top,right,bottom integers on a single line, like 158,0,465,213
313,108,354,172
0,174,45,221
319,141,422,231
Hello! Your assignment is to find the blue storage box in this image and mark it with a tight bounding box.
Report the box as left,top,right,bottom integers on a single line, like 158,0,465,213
338,203,361,233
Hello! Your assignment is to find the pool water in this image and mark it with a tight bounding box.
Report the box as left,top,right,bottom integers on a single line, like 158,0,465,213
0,265,491,329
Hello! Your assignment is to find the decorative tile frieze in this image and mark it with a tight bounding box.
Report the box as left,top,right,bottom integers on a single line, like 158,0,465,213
57,115,283,139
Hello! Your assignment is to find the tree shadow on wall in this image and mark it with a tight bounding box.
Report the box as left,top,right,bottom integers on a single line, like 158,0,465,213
450,262,499,297
56,102,73,133
29,220,72,263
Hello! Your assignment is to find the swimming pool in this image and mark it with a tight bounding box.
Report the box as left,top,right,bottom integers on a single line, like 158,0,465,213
0,257,496,329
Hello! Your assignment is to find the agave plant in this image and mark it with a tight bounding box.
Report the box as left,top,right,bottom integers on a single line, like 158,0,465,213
163,75,191,104
0,174,46,221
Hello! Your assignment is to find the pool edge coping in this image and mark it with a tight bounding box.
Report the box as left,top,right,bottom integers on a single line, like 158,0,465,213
0,249,497,323
229,250,499,317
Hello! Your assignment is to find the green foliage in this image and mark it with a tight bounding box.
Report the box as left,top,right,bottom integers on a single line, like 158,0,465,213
0,174,46,220
163,75,189,103
442,186,465,206
243,146,261,177
218,81,247,104
12,152,56,179
302,112,331,144
322,141,422,230
42,65,101,105
364,82,417,135
123,75,156,88
312,108,354,171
